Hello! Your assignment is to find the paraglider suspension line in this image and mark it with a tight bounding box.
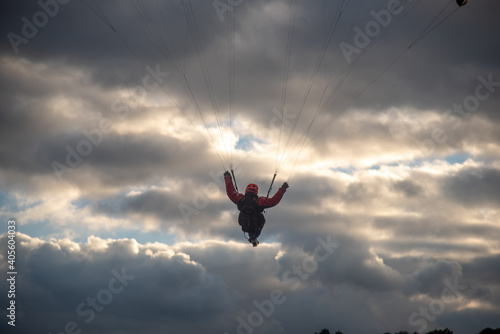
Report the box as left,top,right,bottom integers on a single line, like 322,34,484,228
266,173,277,198
231,169,238,192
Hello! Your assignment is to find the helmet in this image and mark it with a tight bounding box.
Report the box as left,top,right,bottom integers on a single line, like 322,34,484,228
245,183,259,194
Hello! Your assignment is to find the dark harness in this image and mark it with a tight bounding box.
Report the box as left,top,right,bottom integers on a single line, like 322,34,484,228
237,193,266,238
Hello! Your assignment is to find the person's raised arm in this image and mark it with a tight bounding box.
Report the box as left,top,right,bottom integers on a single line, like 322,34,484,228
224,171,243,204
258,182,288,208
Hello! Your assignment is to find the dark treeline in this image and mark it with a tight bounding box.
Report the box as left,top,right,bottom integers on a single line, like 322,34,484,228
314,327,500,334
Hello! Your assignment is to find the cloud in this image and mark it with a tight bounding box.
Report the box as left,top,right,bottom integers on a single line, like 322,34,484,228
2,233,497,334
1,1,500,333
0,234,241,334
443,166,500,206
393,179,424,197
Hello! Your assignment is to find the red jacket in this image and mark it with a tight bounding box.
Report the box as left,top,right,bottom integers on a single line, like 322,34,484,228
224,174,286,208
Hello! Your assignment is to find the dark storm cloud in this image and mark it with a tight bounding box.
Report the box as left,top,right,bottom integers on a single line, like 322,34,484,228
0,60,217,190
118,190,182,217
393,179,424,197
0,231,498,334
271,233,499,333
330,0,500,112
100,187,227,225
374,215,500,247
0,54,224,191
462,254,500,286
176,240,285,299
0,233,240,334
1,0,499,177
442,166,500,206
1,118,217,191
276,232,462,298
0,59,82,175
3,0,498,123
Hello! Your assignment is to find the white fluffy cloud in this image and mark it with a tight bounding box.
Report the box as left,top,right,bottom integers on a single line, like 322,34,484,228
1,233,498,334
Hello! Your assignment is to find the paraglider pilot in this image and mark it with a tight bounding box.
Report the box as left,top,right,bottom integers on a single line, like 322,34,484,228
224,171,288,247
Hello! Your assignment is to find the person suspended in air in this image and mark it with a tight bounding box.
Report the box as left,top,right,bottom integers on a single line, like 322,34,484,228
224,171,289,247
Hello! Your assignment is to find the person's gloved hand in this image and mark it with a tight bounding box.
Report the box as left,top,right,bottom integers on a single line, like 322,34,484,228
282,182,289,189
223,171,231,177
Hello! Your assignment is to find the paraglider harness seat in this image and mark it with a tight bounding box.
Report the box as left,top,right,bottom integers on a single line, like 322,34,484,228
237,193,265,246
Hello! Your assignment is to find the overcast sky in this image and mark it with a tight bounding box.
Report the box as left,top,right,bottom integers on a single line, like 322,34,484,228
1,0,499,333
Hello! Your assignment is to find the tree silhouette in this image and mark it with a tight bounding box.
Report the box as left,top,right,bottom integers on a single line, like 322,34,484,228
314,330,331,334
479,329,500,334
425,329,453,334
311,326,499,334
